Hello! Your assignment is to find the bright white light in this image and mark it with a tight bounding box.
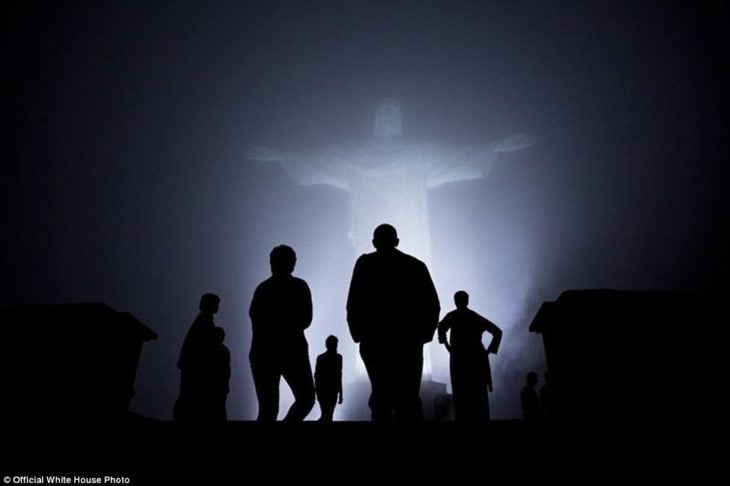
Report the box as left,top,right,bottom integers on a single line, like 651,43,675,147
245,100,537,419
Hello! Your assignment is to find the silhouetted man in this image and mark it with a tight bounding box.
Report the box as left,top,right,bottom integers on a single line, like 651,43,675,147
438,291,502,422
314,335,343,422
174,293,221,422
346,224,440,422
249,245,315,422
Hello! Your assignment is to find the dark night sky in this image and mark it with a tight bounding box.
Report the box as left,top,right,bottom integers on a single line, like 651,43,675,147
2,0,728,419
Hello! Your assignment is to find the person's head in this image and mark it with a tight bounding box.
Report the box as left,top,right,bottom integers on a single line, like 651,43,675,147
526,371,538,387
270,245,296,276
213,326,225,344
372,224,399,251
325,335,338,352
374,98,402,138
454,290,469,309
199,293,220,315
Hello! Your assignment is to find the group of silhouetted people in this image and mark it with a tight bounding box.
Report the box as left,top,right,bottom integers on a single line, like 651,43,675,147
175,223,503,423
174,293,230,422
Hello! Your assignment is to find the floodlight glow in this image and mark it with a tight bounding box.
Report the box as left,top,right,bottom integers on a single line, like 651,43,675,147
245,99,536,419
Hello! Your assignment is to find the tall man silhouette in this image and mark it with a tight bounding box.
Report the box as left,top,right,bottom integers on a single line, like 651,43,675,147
249,245,315,422
346,224,440,422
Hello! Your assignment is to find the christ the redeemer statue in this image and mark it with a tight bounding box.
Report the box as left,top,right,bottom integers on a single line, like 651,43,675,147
245,99,534,382
246,99,534,265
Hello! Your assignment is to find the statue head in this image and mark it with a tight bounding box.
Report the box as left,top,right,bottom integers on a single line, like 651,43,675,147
374,98,402,138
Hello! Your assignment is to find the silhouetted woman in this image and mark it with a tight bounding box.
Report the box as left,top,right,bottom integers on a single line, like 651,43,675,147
174,293,222,422
438,291,502,422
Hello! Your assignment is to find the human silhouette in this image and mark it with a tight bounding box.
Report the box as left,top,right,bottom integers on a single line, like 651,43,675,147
174,293,221,422
210,326,231,421
314,335,343,422
346,224,440,422
521,371,540,422
437,290,502,422
539,370,561,421
249,245,316,422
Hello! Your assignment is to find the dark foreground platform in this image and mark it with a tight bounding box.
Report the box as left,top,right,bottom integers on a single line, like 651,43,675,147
3,419,698,483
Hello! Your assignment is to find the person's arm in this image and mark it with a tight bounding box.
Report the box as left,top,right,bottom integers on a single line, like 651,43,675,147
313,357,321,394
346,256,367,343
337,354,343,403
249,285,262,329
481,316,503,355
177,315,203,369
296,280,313,331
304,282,313,330
437,314,452,353
418,262,441,343
223,347,231,394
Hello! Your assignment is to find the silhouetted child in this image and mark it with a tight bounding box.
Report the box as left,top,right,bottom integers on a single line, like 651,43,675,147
521,371,540,422
314,335,343,422
209,326,231,421
438,291,502,422
540,370,561,421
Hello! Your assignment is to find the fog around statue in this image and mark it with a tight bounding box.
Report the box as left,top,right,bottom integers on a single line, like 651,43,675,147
244,98,536,264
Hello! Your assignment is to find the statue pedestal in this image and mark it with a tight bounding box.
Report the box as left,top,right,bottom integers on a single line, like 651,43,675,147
338,379,453,421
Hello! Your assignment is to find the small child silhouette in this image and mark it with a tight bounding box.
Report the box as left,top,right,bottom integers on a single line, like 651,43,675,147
521,371,540,422
314,335,343,422
540,370,562,421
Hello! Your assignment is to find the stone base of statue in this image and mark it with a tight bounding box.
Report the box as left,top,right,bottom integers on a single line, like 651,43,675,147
338,379,453,421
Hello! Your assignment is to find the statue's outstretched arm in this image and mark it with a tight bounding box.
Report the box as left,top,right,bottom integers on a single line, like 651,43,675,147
244,145,349,191
244,146,284,162
493,134,537,153
426,134,536,189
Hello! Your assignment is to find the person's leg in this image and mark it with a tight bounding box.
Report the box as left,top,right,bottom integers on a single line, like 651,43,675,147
360,341,394,422
482,389,491,422
250,359,280,422
318,392,337,422
394,343,423,422
450,355,466,422
479,354,491,422
454,353,489,423
173,370,191,422
281,347,315,422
